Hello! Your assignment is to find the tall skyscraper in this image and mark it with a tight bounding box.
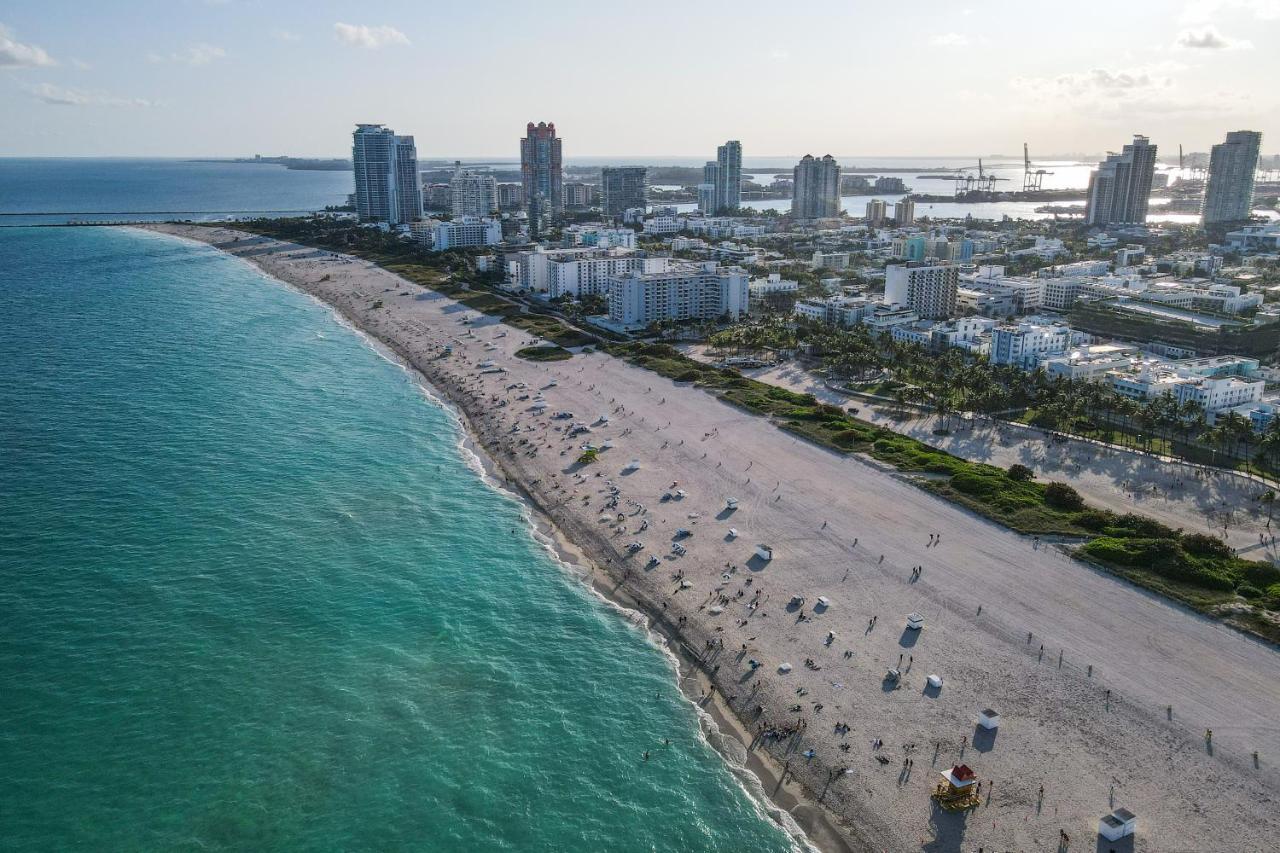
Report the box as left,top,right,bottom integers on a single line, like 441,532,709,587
449,162,498,218
714,140,742,212
601,167,648,217
1202,130,1262,225
1083,135,1157,227
865,198,887,226
791,154,841,219
894,198,915,226
520,121,563,228
352,124,422,225
698,161,720,213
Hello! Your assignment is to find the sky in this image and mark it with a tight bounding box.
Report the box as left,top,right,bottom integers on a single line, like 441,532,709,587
1,0,1278,159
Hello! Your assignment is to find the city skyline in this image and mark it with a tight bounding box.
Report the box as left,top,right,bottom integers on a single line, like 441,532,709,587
2,0,1279,158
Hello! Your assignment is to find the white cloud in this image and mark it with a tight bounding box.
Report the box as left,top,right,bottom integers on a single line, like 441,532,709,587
333,23,409,49
0,23,56,68
1174,26,1253,49
273,30,302,42
71,58,91,70
28,82,153,108
1180,0,1280,22
930,32,970,46
1010,62,1251,121
148,43,226,65
1014,63,1183,97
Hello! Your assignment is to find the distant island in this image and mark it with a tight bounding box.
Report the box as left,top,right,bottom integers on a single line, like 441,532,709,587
190,156,353,171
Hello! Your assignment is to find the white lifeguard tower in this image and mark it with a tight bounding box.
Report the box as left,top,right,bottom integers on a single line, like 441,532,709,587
977,708,1000,730
906,612,925,630
927,674,943,689
1099,807,1137,841
755,544,773,562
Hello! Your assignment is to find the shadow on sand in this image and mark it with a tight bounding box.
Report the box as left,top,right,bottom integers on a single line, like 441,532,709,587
971,724,998,753
920,800,968,853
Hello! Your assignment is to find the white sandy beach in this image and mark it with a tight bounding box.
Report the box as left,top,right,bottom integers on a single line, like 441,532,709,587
144,224,1280,853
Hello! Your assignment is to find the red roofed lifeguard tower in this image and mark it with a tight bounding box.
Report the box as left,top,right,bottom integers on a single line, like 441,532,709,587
932,764,981,811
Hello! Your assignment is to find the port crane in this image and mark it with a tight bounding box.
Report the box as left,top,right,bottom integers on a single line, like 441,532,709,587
1022,143,1053,193
953,159,1008,197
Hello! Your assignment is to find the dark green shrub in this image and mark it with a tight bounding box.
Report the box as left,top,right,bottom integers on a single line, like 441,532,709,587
1182,533,1233,560
1111,513,1179,539
1075,509,1117,532
1238,560,1280,589
832,430,863,448
951,470,1005,498
1044,482,1085,511
1007,464,1035,481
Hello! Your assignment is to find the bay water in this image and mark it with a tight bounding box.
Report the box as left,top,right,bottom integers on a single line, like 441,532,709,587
0,226,799,852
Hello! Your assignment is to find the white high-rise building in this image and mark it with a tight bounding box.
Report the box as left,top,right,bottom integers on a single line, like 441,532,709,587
608,262,749,327
450,164,498,218
791,154,841,219
352,124,422,225
884,264,958,320
548,254,671,300
1202,130,1262,225
430,216,502,251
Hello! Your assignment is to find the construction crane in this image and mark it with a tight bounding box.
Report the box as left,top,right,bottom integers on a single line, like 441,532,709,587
1022,143,1052,193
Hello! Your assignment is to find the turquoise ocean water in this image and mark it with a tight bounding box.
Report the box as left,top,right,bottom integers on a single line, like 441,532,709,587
0,227,798,852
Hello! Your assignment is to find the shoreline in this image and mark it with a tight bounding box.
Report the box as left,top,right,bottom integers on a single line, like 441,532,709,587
135,223,1280,853
437,368,843,852
131,225,848,850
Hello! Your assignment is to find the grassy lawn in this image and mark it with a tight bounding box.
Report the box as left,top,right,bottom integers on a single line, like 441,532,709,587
849,379,906,397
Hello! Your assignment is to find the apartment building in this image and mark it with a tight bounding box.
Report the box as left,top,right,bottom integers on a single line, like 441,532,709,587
990,319,1079,368
430,216,502,251
352,123,422,225
548,253,671,300
608,262,748,327
884,263,958,320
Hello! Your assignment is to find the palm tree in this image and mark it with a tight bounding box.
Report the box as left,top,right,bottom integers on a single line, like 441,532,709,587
1217,411,1252,465
1259,489,1276,522
1113,397,1141,448
1258,417,1280,476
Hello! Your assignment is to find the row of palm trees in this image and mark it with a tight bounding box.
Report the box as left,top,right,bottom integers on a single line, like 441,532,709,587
712,318,1280,479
